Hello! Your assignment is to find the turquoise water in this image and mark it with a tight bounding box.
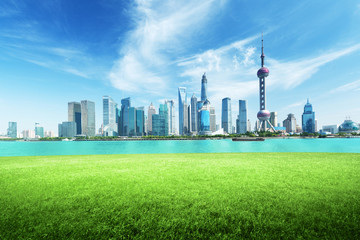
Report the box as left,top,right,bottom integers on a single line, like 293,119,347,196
0,138,359,156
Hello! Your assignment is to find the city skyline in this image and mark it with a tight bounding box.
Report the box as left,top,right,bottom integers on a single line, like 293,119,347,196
1,1,360,134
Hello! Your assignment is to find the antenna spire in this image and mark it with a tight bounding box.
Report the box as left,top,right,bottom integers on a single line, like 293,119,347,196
261,33,265,67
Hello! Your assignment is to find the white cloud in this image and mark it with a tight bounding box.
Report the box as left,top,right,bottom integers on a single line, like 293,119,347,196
329,79,360,93
109,0,222,95
268,44,360,90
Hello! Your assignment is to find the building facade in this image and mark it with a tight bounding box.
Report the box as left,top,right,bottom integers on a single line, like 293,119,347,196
302,99,316,133
120,97,131,136
58,121,77,138
165,100,176,135
81,100,96,137
35,123,44,138
237,100,247,134
222,98,232,134
178,87,187,135
152,104,169,136
7,122,17,138
68,102,82,135
190,94,198,133
147,103,156,135
283,114,297,133
103,96,117,136
210,106,216,132
136,107,145,136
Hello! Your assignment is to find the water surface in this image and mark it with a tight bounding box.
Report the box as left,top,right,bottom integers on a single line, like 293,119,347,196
0,138,359,157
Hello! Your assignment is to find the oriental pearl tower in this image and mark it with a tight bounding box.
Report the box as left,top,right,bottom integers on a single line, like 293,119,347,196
257,35,275,132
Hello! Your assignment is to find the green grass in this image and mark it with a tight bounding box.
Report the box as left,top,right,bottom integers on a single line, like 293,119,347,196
1,153,360,239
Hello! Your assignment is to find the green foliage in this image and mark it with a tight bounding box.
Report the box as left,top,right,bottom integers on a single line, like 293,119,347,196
1,153,360,239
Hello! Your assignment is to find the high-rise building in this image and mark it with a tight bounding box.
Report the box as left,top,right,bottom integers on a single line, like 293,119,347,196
222,98,232,134
103,96,117,136
81,100,96,137
237,100,247,134
199,100,211,135
152,104,168,136
322,125,339,134
120,97,131,136
190,94,198,133
68,102,82,135
44,130,55,138
201,73,207,102
256,35,275,131
58,121,77,138
136,107,145,136
128,107,136,137
7,122,17,138
283,114,297,133
35,123,44,138
22,130,35,139
147,103,156,135
178,87,187,135
210,106,216,132
165,100,176,135
247,119,251,132
302,99,316,133
270,112,278,129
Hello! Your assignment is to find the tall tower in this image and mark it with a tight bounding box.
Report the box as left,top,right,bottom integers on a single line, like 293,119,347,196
178,87,187,135
201,73,207,102
221,97,232,134
257,35,275,132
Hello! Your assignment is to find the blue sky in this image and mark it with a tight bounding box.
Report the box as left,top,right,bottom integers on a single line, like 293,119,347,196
1,0,360,135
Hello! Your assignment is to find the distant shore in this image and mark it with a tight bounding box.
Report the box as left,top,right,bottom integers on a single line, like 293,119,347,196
1,135,359,142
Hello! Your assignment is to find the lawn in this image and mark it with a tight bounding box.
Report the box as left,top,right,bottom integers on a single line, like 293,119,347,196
0,153,359,239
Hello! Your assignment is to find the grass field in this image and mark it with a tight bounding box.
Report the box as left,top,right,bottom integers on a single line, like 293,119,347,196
1,153,360,239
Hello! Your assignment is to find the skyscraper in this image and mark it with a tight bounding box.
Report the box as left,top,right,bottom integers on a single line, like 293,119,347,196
237,100,247,134
178,87,187,135
7,122,17,138
283,114,297,133
58,121,77,138
302,99,316,133
256,35,275,132
190,94,198,133
199,100,211,135
270,112,278,129
120,97,131,136
81,100,96,136
35,123,44,138
210,106,216,132
201,73,207,102
165,100,176,135
103,96,117,136
136,107,145,136
128,107,136,137
221,98,232,134
152,104,169,136
68,102,82,135
147,103,156,135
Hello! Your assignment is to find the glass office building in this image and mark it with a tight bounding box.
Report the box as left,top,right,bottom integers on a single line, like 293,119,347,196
152,104,169,136
68,102,82,135
58,121,77,138
221,98,232,134
178,87,187,135
103,96,117,136
302,99,315,133
7,122,17,138
120,97,131,136
128,107,136,137
136,107,145,136
81,100,96,137
191,94,198,133
237,100,247,134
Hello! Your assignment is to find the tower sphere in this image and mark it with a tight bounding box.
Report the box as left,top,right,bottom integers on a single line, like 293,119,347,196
257,67,269,78
257,109,270,121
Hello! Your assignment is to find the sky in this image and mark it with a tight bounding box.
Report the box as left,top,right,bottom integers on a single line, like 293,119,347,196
1,0,360,135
